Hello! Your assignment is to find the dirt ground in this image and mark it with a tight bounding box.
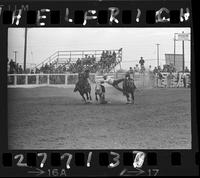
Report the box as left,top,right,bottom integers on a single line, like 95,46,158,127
8,86,191,149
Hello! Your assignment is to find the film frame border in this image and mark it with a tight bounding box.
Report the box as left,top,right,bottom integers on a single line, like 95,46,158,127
0,0,199,176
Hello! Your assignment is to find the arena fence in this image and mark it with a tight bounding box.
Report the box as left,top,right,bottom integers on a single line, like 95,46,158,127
7,73,96,87
155,72,191,88
7,72,190,88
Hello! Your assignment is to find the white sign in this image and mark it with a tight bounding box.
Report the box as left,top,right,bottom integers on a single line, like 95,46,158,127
176,33,190,41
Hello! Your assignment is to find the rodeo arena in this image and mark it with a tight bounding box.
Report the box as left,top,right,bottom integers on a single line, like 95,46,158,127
8,48,191,149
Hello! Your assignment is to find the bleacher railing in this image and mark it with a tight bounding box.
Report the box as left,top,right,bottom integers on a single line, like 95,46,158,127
34,49,122,71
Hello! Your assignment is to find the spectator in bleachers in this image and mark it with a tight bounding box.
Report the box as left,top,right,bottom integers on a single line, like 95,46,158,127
77,58,81,65
91,55,96,63
169,63,174,73
29,50,117,75
176,72,182,88
148,65,152,73
162,64,167,72
15,63,19,73
139,57,145,69
158,66,161,72
63,66,66,72
167,71,174,88
184,67,189,73
9,59,15,74
162,64,176,73
8,59,26,74
153,67,158,75
129,67,134,73
101,51,105,58
18,65,23,74
135,64,139,72
35,68,40,74
157,71,163,87
129,67,135,79
182,73,187,88
163,65,168,72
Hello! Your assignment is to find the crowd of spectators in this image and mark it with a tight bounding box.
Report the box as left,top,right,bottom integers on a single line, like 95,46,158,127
8,59,39,74
34,63,67,74
126,57,190,88
66,50,118,73
152,64,190,75
151,64,190,88
127,57,190,76
8,59,24,74
152,64,176,75
8,50,118,75
98,50,117,72
8,56,191,88
67,55,97,73
8,54,190,79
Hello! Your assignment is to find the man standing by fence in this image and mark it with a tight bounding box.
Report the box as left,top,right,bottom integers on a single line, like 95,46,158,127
139,57,145,72
177,72,182,88
167,72,174,88
129,67,135,80
157,71,163,87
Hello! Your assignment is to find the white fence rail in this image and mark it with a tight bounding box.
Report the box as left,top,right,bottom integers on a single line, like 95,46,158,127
7,72,190,88
8,73,96,87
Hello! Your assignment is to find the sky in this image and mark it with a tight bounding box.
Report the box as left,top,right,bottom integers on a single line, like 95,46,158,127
8,27,191,70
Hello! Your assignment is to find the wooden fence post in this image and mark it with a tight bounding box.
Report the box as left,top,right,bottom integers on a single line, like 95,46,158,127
47,75,50,85
14,75,17,85
36,75,39,85
25,75,28,85
65,74,68,85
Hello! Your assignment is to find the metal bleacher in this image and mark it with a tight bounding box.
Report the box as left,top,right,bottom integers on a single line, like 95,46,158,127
34,49,123,73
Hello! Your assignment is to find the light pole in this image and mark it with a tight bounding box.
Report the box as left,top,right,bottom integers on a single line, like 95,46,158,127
173,33,178,67
182,31,185,72
156,44,160,68
24,28,28,71
13,51,18,63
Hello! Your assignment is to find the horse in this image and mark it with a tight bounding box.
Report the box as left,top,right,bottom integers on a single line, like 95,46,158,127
74,73,92,103
122,77,136,104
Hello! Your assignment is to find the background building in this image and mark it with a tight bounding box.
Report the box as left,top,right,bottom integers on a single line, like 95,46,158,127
165,53,184,72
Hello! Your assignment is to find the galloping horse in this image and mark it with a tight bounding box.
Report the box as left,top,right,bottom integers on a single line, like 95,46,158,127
74,72,92,103
122,74,136,104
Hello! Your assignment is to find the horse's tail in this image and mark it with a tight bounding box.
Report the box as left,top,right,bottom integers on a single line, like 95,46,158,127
74,83,78,92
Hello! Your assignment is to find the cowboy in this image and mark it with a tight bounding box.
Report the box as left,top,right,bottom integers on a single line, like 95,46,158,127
129,67,135,79
99,81,108,104
139,57,145,69
124,72,136,89
102,73,124,92
167,72,174,88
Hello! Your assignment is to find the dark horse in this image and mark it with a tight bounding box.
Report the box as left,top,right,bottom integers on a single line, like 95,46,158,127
74,72,92,103
122,75,136,104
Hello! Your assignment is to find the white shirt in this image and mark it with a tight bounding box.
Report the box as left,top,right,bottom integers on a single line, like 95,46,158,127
104,76,114,85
